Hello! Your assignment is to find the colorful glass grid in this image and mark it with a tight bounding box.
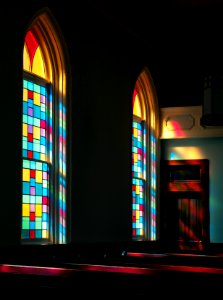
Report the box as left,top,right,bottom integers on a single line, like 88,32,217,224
132,120,146,238
22,79,48,162
22,78,50,240
150,132,156,240
59,102,66,243
132,178,145,237
132,121,146,180
22,159,49,239
142,124,146,179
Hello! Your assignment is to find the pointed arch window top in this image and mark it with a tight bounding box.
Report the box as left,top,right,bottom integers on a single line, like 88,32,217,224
23,30,46,79
133,91,142,119
133,88,146,120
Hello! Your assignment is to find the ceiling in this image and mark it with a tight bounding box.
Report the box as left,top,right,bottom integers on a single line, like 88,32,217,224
89,0,223,107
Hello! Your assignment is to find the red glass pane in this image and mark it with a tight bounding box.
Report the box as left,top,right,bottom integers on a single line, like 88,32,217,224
42,196,48,205
25,30,39,68
30,170,35,178
30,230,35,239
28,151,33,159
28,133,33,142
28,90,33,99
132,88,137,107
30,212,35,221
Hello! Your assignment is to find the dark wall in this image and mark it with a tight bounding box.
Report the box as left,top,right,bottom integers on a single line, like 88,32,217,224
0,6,26,245
62,4,146,243
0,1,150,244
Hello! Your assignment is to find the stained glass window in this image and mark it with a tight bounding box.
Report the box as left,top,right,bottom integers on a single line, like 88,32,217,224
132,69,159,241
22,13,68,244
22,76,50,239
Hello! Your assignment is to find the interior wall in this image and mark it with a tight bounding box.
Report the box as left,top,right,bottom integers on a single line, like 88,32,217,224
161,137,223,243
68,9,144,244
0,6,25,245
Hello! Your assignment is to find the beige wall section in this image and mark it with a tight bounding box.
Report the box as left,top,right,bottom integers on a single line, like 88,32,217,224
160,106,223,243
160,106,223,139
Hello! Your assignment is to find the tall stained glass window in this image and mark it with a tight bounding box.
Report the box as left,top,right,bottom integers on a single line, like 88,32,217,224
22,12,68,244
132,69,159,241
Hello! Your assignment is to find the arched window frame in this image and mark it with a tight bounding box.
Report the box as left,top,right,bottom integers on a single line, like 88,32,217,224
132,68,160,241
22,9,70,245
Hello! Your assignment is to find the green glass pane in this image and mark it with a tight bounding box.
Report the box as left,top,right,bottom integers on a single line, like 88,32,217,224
22,217,30,229
23,160,30,168
23,115,28,123
22,195,30,203
36,162,42,170
35,220,42,229
34,84,40,93
33,143,40,152
23,80,28,88
36,196,42,204
23,140,28,149
34,118,40,126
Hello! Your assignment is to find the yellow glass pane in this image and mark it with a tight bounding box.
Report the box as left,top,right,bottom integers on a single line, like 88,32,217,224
133,127,137,137
40,153,46,161
23,124,28,137
23,44,31,72
42,230,48,238
32,47,46,78
134,153,138,162
23,168,30,182
23,89,28,101
33,126,40,139
136,185,140,194
136,210,140,220
133,94,142,118
22,204,30,216
35,204,42,216
33,92,40,106
36,170,42,183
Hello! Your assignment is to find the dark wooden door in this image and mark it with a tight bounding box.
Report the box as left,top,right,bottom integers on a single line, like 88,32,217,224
160,159,209,250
